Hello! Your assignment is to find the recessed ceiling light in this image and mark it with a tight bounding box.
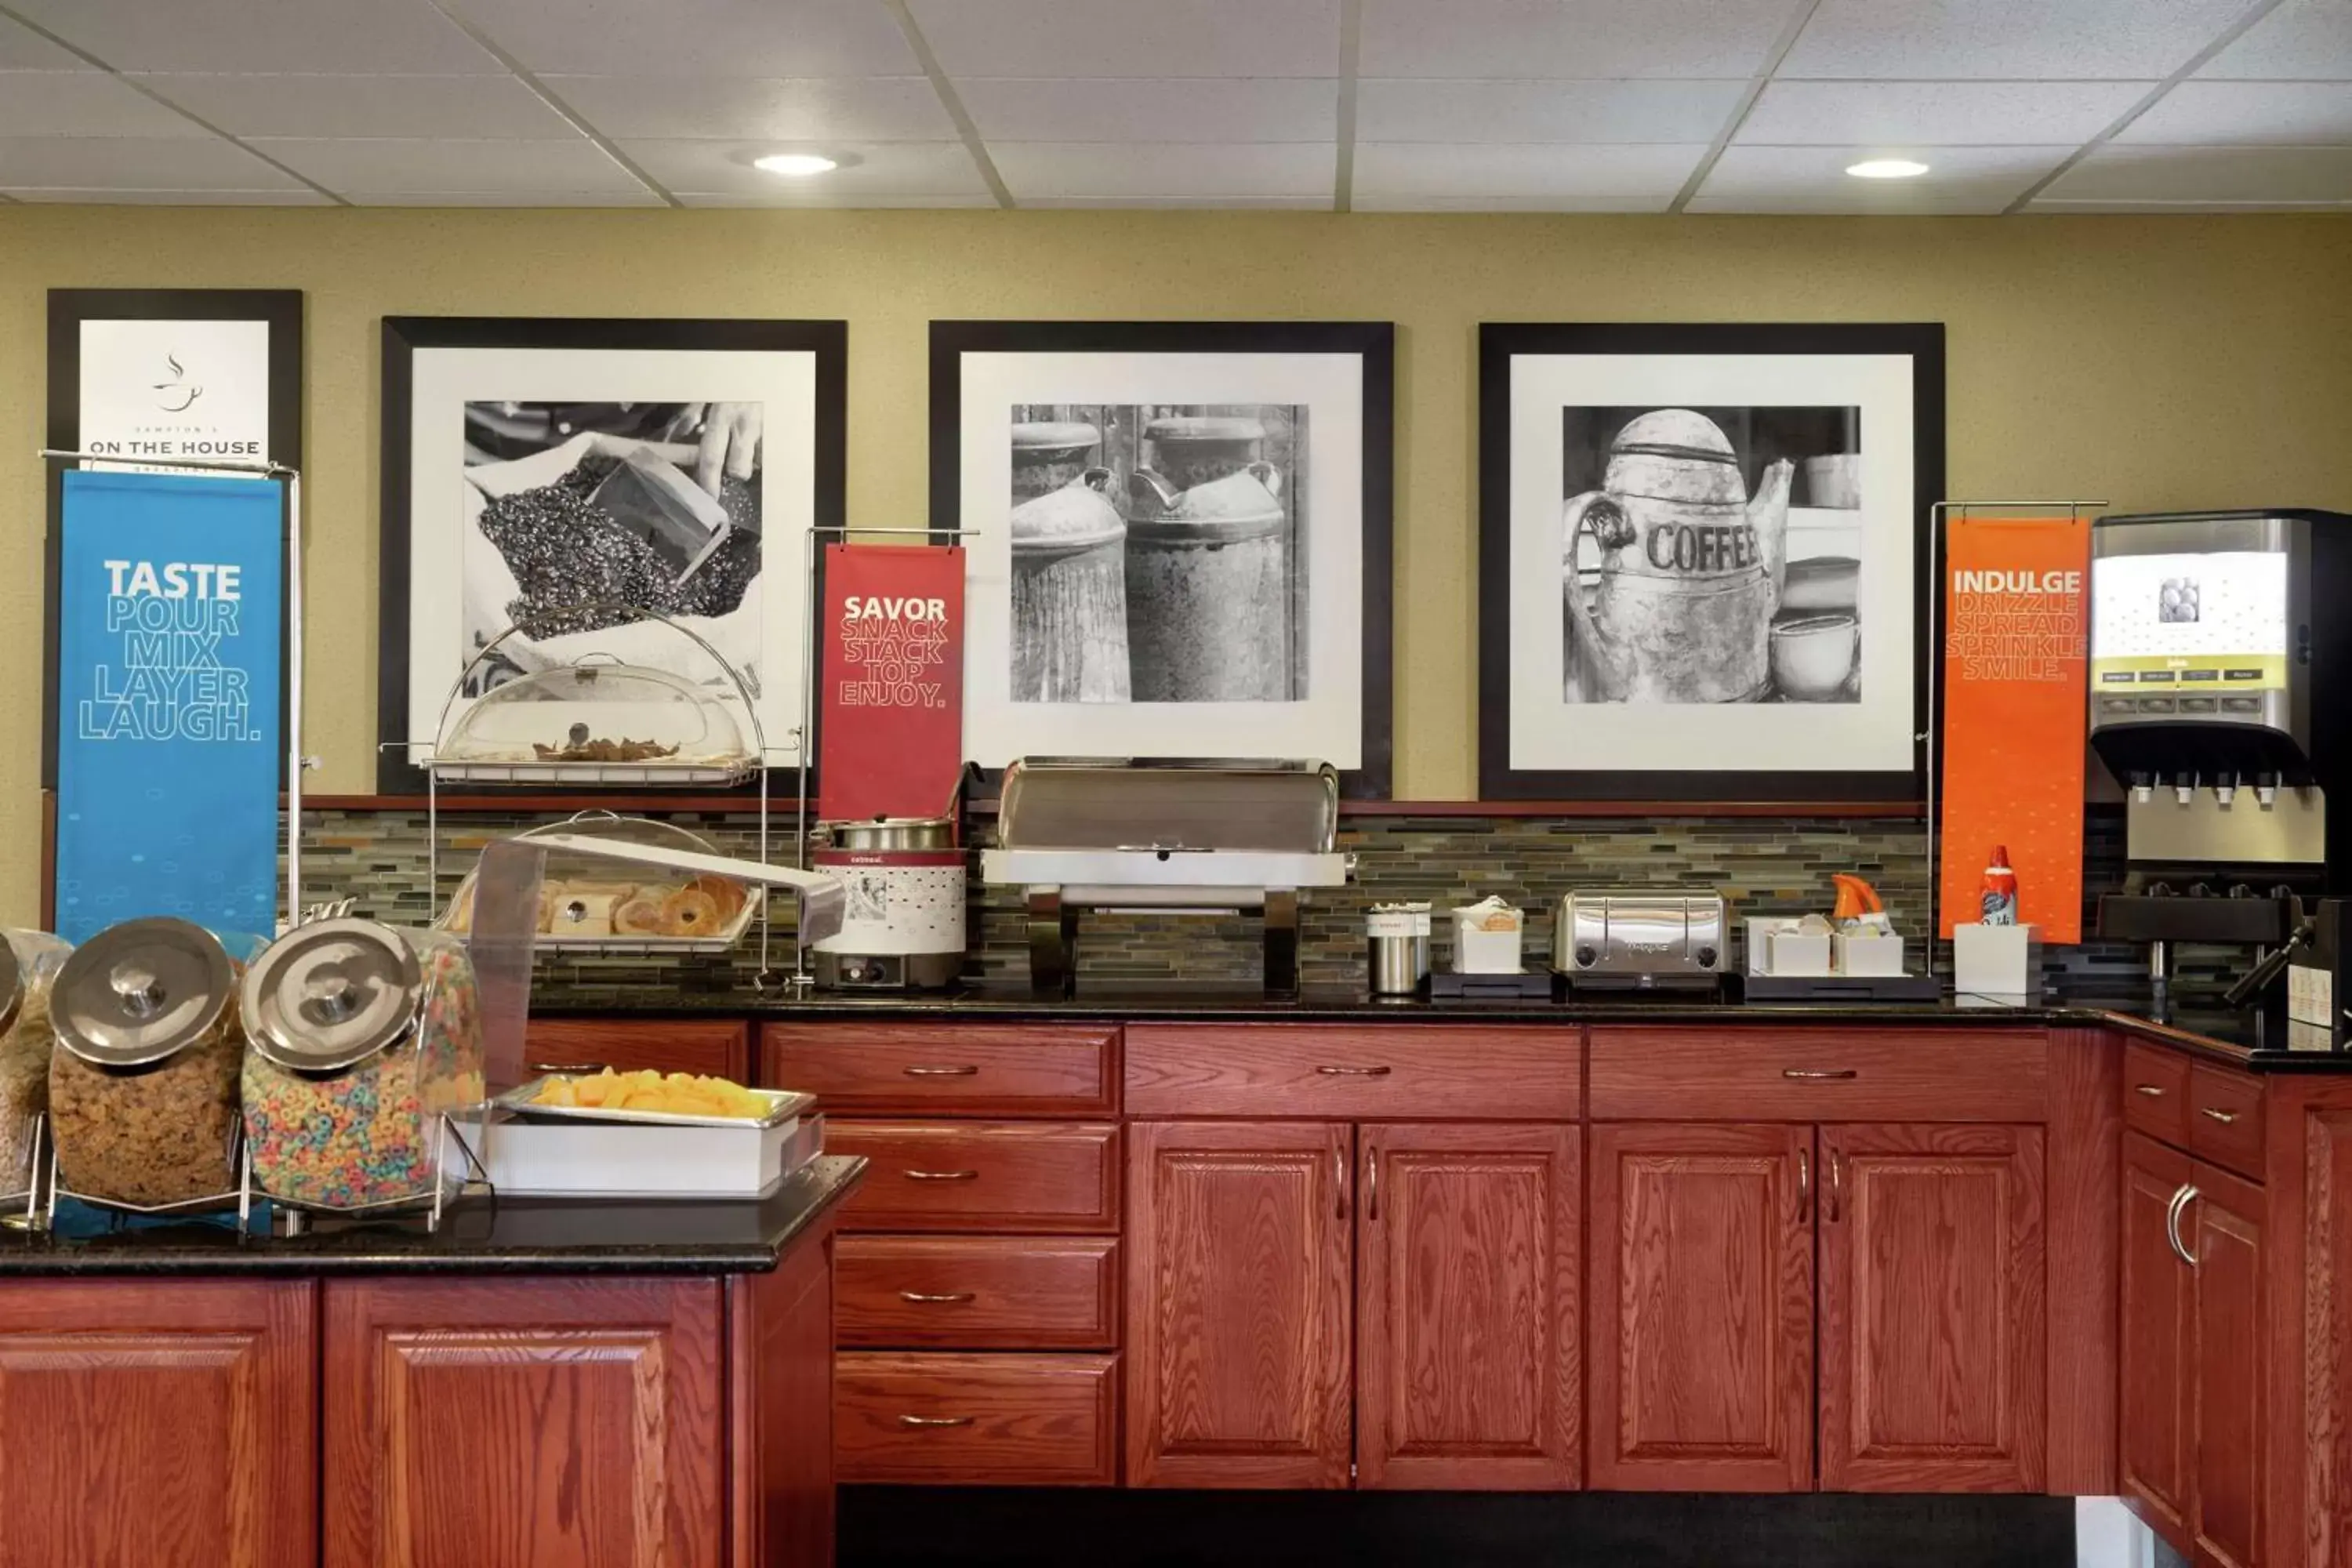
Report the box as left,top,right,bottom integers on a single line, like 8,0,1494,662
1846,158,1929,180
755,152,838,177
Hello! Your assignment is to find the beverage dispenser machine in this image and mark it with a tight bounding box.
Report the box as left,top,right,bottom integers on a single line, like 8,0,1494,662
2088,507,2352,1036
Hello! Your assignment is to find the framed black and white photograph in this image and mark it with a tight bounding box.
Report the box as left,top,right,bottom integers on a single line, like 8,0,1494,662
378,317,845,793
934,321,1392,798
1479,322,1944,802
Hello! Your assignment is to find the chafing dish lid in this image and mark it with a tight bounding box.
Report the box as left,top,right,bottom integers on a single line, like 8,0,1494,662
996,758,1338,854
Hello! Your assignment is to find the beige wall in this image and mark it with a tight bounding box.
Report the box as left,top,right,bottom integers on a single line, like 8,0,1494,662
3,206,2350,924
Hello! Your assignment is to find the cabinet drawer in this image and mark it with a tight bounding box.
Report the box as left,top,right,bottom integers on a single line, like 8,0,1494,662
1588,1028,2046,1121
1123,1025,1580,1120
522,1018,750,1082
827,1122,1120,1232
2184,1064,2264,1181
764,1024,1116,1116
2122,1042,2192,1147
836,1352,1119,1486
837,1236,1119,1350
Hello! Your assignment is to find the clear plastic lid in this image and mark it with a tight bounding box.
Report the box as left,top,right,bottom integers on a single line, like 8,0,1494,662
440,815,762,949
435,659,752,771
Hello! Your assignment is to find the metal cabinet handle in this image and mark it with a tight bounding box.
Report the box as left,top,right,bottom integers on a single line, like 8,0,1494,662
1367,1145,1381,1222
2201,1107,2240,1124
1317,1065,1393,1077
902,1168,979,1181
905,1065,980,1077
899,1290,976,1305
1334,1143,1349,1220
1798,1149,1812,1223
2135,1084,2168,1098
1783,1068,1858,1080
2165,1183,2201,1269
898,1414,975,1428
1827,1150,1843,1223
529,1061,608,1076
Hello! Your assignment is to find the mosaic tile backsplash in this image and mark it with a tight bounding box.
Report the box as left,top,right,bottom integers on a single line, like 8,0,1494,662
292,806,2234,1011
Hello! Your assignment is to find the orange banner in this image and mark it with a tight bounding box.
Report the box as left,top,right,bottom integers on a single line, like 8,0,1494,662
1940,518,2090,941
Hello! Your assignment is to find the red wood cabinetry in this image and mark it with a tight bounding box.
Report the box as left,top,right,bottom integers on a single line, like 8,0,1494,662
1817,1123,2046,1493
1588,1123,1813,1492
0,1278,317,1568
523,1017,752,1082
324,1277,728,1568
1356,1123,1580,1490
1127,1119,1355,1489
2123,1132,2196,1541
2187,1162,2266,1568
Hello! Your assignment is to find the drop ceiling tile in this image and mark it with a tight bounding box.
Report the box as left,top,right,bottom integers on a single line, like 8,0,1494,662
1025,195,1330,209
1352,192,1676,211
0,71,207,136
5,0,498,73
346,188,668,206
2045,143,2352,201
249,136,646,197
2025,196,2352,209
0,13,89,67
958,77,1335,142
1740,80,2154,145
991,141,1335,201
1352,142,1704,203
456,0,918,77
546,75,952,140
1780,0,2254,79
5,186,335,203
132,73,573,138
1694,143,2075,211
0,134,300,189
1356,79,1744,143
2118,81,2352,144
2196,0,2352,79
619,138,988,198
909,0,1341,78
1357,0,1791,78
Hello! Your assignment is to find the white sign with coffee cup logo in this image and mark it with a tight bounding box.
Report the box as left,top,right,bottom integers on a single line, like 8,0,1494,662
78,318,271,474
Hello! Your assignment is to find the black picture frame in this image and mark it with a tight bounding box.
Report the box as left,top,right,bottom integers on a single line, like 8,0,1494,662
1477,321,1945,804
376,315,848,796
931,319,1396,800
43,287,304,792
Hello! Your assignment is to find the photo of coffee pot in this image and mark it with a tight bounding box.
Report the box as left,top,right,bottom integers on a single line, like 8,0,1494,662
1562,409,1794,703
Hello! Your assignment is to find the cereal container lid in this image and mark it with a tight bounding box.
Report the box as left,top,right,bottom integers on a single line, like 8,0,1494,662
0,929,73,1037
54,917,240,1068
241,918,424,1074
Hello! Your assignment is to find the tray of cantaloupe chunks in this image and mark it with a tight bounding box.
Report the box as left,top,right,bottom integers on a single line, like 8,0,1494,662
497,1068,813,1128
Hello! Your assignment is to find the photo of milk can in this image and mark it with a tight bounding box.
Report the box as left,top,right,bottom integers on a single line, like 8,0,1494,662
1010,467,1131,702
1125,460,1292,702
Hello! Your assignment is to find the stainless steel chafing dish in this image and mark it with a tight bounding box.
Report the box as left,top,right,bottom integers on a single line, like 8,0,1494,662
980,758,1352,996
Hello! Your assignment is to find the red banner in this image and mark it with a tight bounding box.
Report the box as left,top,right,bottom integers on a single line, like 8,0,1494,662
818,544,964,822
1939,518,2090,941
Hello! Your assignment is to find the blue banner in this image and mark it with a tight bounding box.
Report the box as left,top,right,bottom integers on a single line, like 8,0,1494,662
56,470,283,943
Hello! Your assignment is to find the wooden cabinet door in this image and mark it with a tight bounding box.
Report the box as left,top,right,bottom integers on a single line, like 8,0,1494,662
0,1278,316,1568
325,1277,726,1568
2187,1161,2266,1568
1588,1123,1813,1492
1356,1123,1579,1490
1817,1123,2047,1493
1127,1120,1352,1489
2121,1131,2195,1546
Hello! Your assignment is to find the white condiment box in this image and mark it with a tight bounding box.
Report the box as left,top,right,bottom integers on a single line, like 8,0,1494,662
1450,898,1524,975
1954,922,2042,1000
1835,931,1907,977
485,1094,822,1199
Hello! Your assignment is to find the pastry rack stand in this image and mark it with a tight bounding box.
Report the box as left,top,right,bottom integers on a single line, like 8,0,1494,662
396,605,794,982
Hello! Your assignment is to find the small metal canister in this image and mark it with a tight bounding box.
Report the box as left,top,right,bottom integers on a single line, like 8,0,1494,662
241,920,485,1211
1125,461,1291,702
1011,421,1102,503
1367,902,1432,996
1011,468,1131,702
49,918,256,1208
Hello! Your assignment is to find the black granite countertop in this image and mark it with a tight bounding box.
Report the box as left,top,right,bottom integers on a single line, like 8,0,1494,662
539,984,2347,1071
0,1156,865,1278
